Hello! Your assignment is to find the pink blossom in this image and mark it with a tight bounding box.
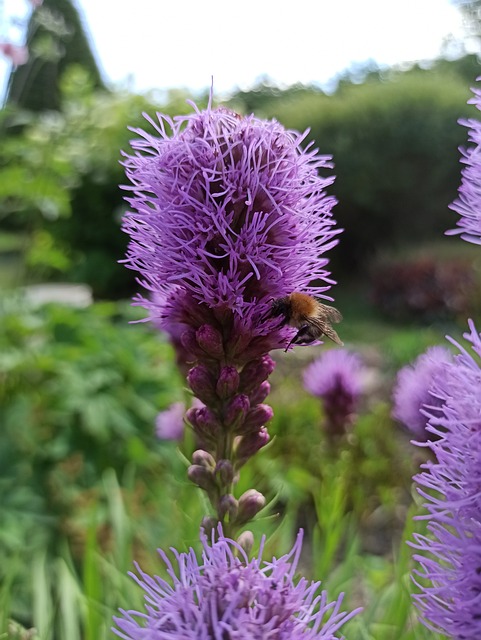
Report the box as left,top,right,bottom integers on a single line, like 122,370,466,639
0,42,28,66
155,402,185,441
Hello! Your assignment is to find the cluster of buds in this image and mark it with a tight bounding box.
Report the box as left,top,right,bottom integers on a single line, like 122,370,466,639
184,330,275,535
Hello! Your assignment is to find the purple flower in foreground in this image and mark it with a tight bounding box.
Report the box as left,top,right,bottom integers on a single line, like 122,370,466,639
392,346,453,440
113,527,361,639
155,402,185,441
304,349,364,437
122,102,340,531
448,81,481,244
410,320,481,637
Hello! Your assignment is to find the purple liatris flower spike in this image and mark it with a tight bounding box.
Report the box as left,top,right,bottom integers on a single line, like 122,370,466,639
448,80,481,244
410,320,481,637
113,526,361,639
392,346,453,440
304,349,364,437
122,101,340,531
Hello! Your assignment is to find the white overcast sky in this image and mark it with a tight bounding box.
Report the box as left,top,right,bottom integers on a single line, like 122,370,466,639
0,0,471,99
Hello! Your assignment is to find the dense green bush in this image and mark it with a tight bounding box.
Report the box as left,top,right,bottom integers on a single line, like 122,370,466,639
231,59,481,274
0,69,207,297
0,297,186,588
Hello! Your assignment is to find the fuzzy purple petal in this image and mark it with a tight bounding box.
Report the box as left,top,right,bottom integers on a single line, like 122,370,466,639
392,346,453,440
448,82,481,244
113,527,361,639
410,320,481,637
304,349,364,435
122,104,339,337
304,349,363,400
155,402,185,441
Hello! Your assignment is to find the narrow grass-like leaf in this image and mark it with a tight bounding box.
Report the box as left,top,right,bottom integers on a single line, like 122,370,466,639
32,553,54,640
82,523,104,640
56,558,81,640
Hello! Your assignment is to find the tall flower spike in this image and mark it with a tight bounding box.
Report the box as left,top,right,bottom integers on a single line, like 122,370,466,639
410,320,481,637
304,349,364,438
113,526,361,639
122,102,340,533
448,80,481,244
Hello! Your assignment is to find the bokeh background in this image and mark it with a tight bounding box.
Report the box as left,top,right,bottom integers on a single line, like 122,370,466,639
1,1,481,638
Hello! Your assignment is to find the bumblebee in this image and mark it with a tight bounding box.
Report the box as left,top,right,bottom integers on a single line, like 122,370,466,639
271,292,343,351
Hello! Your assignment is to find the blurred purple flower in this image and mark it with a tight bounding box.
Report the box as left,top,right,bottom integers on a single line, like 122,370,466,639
448,81,481,244
304,349,364,436
122,101,340,529
155,402,185,441
0,42,28,66
392,346,453,440
113,526,361,639
410,320,481,637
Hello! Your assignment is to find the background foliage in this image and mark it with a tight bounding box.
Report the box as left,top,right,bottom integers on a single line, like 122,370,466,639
0,292,450,639
1,7,480,634
2,55,480,301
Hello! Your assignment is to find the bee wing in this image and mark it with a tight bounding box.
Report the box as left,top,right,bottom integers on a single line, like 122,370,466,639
306,316,344,346
315,302,343,324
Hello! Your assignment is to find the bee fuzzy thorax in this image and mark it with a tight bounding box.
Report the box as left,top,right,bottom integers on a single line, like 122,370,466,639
286,292,319,323
270,291,343,349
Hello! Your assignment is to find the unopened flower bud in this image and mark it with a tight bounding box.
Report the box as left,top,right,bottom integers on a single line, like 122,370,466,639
187,365,217,405
225,331,252,360
236,489,266,525
243,403,274,433
181,328,204,359
187,464,217,493
196,324,224,358
185,405,202,430
200,515,218,537
192,449,216,470
236,427,270,466
218,494,238,521
249,380,271,405
240,355,275,394
215,459,235,486
236,530,254,556
224,394,250,428
195,406,222,440
216,366,240,399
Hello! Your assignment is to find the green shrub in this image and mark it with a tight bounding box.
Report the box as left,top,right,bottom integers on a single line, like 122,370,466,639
0,69,208,297
235,62,480,275
0,296,187,609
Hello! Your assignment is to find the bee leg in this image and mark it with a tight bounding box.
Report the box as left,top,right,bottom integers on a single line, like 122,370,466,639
285,325,313,351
